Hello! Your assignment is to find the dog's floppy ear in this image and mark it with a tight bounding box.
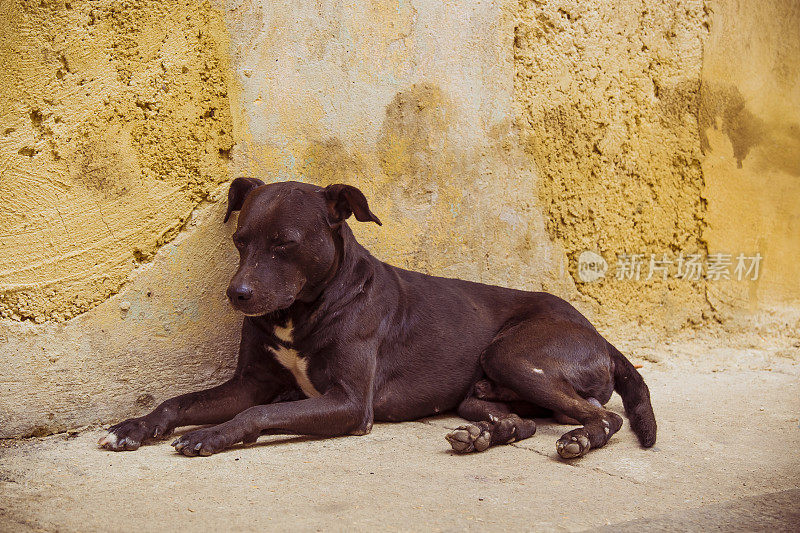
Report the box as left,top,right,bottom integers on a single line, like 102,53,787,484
324,184,382,226
224,177,264,222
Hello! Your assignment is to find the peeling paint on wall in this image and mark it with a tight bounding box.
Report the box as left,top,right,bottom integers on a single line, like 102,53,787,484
1,0,798,439
224,0,573,296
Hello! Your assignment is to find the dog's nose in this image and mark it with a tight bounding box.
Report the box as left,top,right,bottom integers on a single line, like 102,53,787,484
227,284,253,302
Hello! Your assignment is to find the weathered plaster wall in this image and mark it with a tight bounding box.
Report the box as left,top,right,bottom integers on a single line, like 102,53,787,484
700,0,800,329
0,0,243,437
1,0,576,438
514,0,800,333
515,0,710,330
0,0,235,322
223,0,573,294
0,195,242,437
1,0,798,438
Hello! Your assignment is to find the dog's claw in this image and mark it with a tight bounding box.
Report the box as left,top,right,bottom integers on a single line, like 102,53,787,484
194,443,203,451
171,439,179,447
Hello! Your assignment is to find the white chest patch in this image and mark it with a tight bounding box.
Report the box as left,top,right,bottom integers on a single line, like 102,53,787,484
270,320,321,398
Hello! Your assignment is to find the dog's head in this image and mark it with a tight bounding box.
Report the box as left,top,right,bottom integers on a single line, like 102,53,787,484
223,178,381,315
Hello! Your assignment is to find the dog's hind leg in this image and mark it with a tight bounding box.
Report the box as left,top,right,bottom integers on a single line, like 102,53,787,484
479,321,624,459
445,396,537,453
474,377,595,424
488,367,622,459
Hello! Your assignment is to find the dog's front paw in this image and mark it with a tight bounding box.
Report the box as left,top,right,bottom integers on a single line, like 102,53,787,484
171,425,242,457
446,423,492,453
98,416,171,451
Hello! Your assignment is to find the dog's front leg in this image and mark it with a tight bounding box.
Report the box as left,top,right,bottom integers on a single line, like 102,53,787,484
100,324,292,451
171,390,372,456
98,374,275,451
172,343,377,457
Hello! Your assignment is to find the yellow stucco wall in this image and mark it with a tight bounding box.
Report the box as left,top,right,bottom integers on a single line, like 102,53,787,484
0,0,235,322
514,0,800,331
0,0,797,437
515,0,710,330
222,1,573,298
700,1,800,327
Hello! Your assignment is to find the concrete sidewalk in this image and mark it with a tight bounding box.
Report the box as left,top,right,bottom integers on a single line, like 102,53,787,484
1,360,798,532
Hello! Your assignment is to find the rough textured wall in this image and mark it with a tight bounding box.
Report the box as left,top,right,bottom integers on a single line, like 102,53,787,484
0,0,243,437
223,0,573,294
700,0,800,329
1,0,798,438
0,0,235,322
1,0,577,438
515,0,710,329
0,198,242,437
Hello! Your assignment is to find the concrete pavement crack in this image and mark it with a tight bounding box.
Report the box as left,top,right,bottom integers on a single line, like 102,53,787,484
415,420,651,485
509,442,551,458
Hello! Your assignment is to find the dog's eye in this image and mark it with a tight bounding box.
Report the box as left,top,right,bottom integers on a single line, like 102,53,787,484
273,240,298,251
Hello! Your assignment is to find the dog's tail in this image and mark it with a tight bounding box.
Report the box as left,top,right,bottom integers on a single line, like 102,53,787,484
608,341,657,447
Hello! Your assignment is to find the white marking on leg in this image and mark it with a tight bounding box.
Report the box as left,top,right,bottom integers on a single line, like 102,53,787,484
98,432,118,447
533,368,544,374
602,419,610,435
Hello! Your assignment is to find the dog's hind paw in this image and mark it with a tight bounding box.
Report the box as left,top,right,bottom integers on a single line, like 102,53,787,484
446,414,536,454
446,423,492,453
556,431,591,459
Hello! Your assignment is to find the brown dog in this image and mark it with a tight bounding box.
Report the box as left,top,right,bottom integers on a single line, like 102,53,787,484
99,179,656,458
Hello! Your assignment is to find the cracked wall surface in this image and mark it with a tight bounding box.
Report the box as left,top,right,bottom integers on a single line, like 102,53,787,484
0,0,235,322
